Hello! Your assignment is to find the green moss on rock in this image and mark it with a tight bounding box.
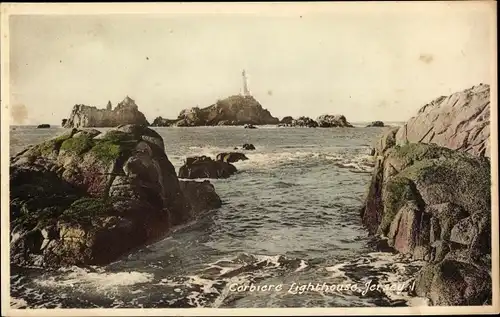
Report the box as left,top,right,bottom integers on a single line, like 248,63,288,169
379,176,420,234
88,130,139,163
61,197,115,224
60,135,95,155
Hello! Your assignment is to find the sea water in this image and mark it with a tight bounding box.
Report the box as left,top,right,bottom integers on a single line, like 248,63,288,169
9,125,430,308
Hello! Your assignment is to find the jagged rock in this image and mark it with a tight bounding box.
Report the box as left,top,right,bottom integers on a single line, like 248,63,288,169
165,95,279,126
242,143,256,150
151,116,178,127
360,84,492,306
291,116,318,128
178,156,237,179
395,84,490,157
366,121,384,127
61,119,68,127
62,96,150,128
244,124,257,129
37,124,51,129
316,114,353,127
414,259,491,305
9,124,220,267
216,152,249,163
361,143,491,305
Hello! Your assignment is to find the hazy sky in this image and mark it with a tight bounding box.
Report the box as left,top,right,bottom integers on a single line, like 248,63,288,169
8,2,495,125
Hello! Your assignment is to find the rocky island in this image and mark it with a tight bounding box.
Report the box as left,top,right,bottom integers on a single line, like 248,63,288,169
151,95,279,127
277,115,353,128
361,84,492,305
62,96,150,128
10,124,221,267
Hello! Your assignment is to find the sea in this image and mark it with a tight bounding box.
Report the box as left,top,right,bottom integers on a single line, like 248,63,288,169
8,123,430,309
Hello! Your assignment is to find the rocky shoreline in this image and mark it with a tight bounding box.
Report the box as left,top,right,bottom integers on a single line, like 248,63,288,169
362,84,492,305
10,84,492,306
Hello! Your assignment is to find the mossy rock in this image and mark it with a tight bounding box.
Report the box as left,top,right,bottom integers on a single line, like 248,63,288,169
60,197,117,225
89,130,139,163
60,135,96,155
379,176,422,235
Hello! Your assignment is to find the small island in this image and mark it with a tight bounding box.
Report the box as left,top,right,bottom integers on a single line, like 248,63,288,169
62,96,149,128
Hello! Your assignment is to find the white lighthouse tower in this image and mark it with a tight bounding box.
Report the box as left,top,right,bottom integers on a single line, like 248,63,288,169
242,69,251,97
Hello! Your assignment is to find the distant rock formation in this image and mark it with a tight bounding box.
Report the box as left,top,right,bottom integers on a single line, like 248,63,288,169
395,84,490,157
242,143,256,150
244,124,257,129
366,121,384,127
290,116,318,128
316,115,353,127
160,95,279,127
62,96,149,128
151,116,179,127
37,124,51,129
280,116,294,125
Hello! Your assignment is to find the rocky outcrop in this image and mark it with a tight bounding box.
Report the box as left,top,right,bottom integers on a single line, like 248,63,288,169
316,115,353,127
361,84,492,306
37,124,51,129
62,96,150,128
242,143,256,150
178,156,237,179
151,116,178,127
280,116,294,125
165,95,279,127
10,124,221,267
290,117,318,128
395,84,490,157
244,124,257,129
61,119,68,127
216,152,248,163
366,121,384,127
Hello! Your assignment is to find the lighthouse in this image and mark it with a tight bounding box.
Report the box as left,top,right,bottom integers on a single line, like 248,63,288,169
242,69,251,96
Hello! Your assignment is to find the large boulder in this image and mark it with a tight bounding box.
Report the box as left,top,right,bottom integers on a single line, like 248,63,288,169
179,180,222,215
169,95,279,126
37,124,51,129
63,96,150,128
178,156,237,179
316,114,353,127
10,124,221,267
395,84,490,157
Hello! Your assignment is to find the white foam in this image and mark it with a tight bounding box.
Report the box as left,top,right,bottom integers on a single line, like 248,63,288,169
34,267,154,292
10,297,28,308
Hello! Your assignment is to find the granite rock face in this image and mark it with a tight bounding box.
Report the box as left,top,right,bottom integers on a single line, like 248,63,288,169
360,84,492,306
10,124,221,267
395,84,490,157
63,96,150,128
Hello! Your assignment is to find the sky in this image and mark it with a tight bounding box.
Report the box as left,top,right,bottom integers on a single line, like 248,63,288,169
7,2,495,125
